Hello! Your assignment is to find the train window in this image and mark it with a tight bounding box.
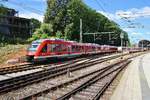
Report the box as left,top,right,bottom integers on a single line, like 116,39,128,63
79,46,82,52
51,44,56,52
61,44,68,52
76,46,81,52
81,46,84,52
72,45,76,52
51,44,67,52
55,44,62,52
41,45,47,53
28,44,39,52
76,46,79,52
31,44,38,48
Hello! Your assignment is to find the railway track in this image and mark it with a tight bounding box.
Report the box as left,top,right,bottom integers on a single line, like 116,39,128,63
0,52,146,100
0,53,113,75
19,52,145,100
0,63,33,75
21,59,131,100
56,60,131,100
0,53,124,95
0,56,95,75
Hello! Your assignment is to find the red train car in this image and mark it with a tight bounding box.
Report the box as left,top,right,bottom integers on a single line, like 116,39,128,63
117,47,142,53
26,39,118,62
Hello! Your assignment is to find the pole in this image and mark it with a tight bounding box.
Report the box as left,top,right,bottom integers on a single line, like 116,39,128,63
120,32,124,49
109,33,111,45
142,40,143,51
94,33,95,42
121,38,123,48
80,18,82,43
120,32,124,59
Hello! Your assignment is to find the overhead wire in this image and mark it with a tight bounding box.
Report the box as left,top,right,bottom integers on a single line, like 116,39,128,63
94,0,131,24
116,0,150,29
4,0,44,15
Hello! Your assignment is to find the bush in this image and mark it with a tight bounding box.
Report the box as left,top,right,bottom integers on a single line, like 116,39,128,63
41,33,49,39
28,23,54,42
0,33,28,47
34,28,43,34
40,23,53,35
56,31,64,39
28,33,41,42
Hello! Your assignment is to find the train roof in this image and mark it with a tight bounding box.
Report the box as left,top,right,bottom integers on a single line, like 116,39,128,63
32,39,43,44
32,39,117,48
32,38,78,44
32,38,65,43
100,45,117,47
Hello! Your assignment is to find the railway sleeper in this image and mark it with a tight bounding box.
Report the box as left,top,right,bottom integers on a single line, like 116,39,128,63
71,93,91,100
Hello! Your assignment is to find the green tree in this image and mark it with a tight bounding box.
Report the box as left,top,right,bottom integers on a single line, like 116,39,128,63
34,23,53,35
42,0,130,46
44,0,70,33
56,31,64,38
29,23,53,41
40,23,53,35
30,18,41,33
64,23,73,40
0,4,7,15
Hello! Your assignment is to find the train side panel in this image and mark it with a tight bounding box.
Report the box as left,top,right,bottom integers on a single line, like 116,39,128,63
27,39,120,62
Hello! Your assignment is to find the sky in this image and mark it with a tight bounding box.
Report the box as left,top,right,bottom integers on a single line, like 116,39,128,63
1,0,150,44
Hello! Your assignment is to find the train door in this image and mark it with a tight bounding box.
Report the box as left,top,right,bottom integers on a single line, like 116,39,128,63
59,43,69,56
49,43,56,56
40,44,48,56
67,45,71,54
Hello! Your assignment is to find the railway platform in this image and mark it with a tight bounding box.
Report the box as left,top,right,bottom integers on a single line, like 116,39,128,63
110,52,150,100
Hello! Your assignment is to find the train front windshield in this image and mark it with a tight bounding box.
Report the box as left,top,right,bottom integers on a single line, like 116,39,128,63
28,44,39,52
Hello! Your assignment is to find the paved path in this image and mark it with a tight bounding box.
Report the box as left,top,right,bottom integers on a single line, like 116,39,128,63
110,53,150,100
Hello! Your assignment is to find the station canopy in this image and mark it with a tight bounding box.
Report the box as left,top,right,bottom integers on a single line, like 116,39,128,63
138,40,150,48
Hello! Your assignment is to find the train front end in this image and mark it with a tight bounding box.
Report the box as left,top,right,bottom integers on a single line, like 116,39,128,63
26,40,41,62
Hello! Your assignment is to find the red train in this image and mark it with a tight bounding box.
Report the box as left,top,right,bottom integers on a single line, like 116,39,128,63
26,39,118,62
118,47,143,53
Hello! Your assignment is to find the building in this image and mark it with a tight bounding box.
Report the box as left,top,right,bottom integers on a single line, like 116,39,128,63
0,6,31,39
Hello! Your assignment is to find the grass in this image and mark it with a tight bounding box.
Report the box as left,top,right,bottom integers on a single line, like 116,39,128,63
0,44,28,65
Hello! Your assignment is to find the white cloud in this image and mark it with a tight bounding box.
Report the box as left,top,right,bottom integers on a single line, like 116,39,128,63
116,6,150,19
97,6,150,21
122,28,134,32
19,12,44,22
131,32,140,35
145,32,150,35
97,11,121,21
95,8,150,43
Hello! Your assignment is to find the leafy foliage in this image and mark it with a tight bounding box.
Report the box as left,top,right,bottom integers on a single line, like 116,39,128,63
32,0,130,46
44,0,70,33
56,31,64,39
64,23,73,40
30,18,41,33
0,4,8,15
28,23,55,41
0,33,29,47
40,23,53,35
